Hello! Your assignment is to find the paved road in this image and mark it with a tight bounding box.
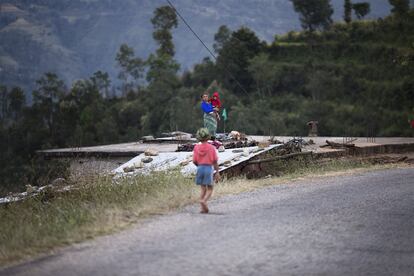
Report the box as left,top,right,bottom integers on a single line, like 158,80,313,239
2,168,414,276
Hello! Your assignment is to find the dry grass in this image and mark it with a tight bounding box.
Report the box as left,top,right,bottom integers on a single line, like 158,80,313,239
0,158,411,266
0,172,198,266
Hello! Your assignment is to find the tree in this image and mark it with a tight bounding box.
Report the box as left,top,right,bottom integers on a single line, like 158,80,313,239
33,73,66,106
216,27,263,94
32,73,66,146
305,70,340,101
141,77,179,135
146,6,180,85
248,53,278,97
139,6,181,136
185,57,217,88
352,2,370,19
115,44,144,90
151,6,178,57
213,25,231,53
68,79,106,146
344,0,353,23
8,87,26,120
0,86,8,120
91,71,111,98
146,53,180,83
70,79,101,110
163,87,202,133
389,0,410,16
290,0,334,32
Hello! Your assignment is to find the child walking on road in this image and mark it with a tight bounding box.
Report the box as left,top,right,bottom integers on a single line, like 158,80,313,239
193,128,220,213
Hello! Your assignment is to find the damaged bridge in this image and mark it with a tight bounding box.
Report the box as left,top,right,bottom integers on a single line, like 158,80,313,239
3,136,414,204
36,136,414,180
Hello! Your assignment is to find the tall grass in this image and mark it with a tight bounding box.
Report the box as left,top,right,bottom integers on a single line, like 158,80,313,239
0,172,196,265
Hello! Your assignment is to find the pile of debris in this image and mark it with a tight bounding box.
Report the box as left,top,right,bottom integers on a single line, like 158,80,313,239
142,131,195,144
0,178,71,204
176,143,196,152
177,140,259,152
224,140,259,149
176,131,258,152
242,138,312,167
268,138,308,155
320,139,357,149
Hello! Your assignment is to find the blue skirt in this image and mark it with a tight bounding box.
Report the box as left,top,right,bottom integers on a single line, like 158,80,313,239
195,165,214,186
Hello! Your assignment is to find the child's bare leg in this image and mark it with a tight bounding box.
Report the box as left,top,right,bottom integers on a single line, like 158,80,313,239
202,186,214,207
199,185,206,201
199,186,208,213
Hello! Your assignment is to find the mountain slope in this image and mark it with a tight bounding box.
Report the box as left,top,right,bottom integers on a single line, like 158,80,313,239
0,0,393,92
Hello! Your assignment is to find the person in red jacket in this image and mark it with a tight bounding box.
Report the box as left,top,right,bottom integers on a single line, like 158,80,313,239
209,91,221,109
193,128,220,213
209,91,221,122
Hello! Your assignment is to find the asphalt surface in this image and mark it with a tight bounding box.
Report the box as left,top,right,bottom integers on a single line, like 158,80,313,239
2,168,414,276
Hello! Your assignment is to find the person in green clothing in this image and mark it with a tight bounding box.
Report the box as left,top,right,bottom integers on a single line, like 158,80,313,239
200,93,218,139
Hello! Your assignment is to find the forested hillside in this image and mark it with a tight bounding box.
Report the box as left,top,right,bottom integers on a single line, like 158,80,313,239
0,0,392,92
0,1,413,195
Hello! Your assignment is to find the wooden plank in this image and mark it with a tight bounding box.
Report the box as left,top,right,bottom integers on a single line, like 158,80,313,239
247,151,312,164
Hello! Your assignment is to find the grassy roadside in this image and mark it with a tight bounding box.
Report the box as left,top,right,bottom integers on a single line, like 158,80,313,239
0,157,412,266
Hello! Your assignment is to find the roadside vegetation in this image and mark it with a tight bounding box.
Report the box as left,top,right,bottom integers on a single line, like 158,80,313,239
1,157,411,266
1,1,413,196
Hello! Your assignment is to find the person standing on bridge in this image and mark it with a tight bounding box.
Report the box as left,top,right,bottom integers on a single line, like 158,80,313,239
193,128,220,213
201,93,218,140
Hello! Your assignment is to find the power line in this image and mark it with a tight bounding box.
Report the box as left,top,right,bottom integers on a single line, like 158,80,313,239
166,0,217,61
165,0,250,96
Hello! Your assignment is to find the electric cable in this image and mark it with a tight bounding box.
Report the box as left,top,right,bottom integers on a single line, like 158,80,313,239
165,0,250,95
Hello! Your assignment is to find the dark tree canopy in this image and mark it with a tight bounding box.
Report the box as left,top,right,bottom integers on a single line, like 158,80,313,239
8,87,26,119
352,2,371,19
151,6,178,57
389,0,410,16
115,44,144,82
216,27,263,94
290,0,334,32
33,73,66,105
0,86,7,119
91,71,111,98
344,0,353,23
213,25,231,53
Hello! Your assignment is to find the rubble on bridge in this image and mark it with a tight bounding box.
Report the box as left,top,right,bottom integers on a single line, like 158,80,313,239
3,134,413,205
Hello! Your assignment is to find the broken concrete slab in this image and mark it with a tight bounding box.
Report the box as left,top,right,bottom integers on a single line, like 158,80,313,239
113,145,281,178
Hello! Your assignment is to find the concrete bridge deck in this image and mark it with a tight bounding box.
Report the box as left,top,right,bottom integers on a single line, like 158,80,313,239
37,136,414,158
